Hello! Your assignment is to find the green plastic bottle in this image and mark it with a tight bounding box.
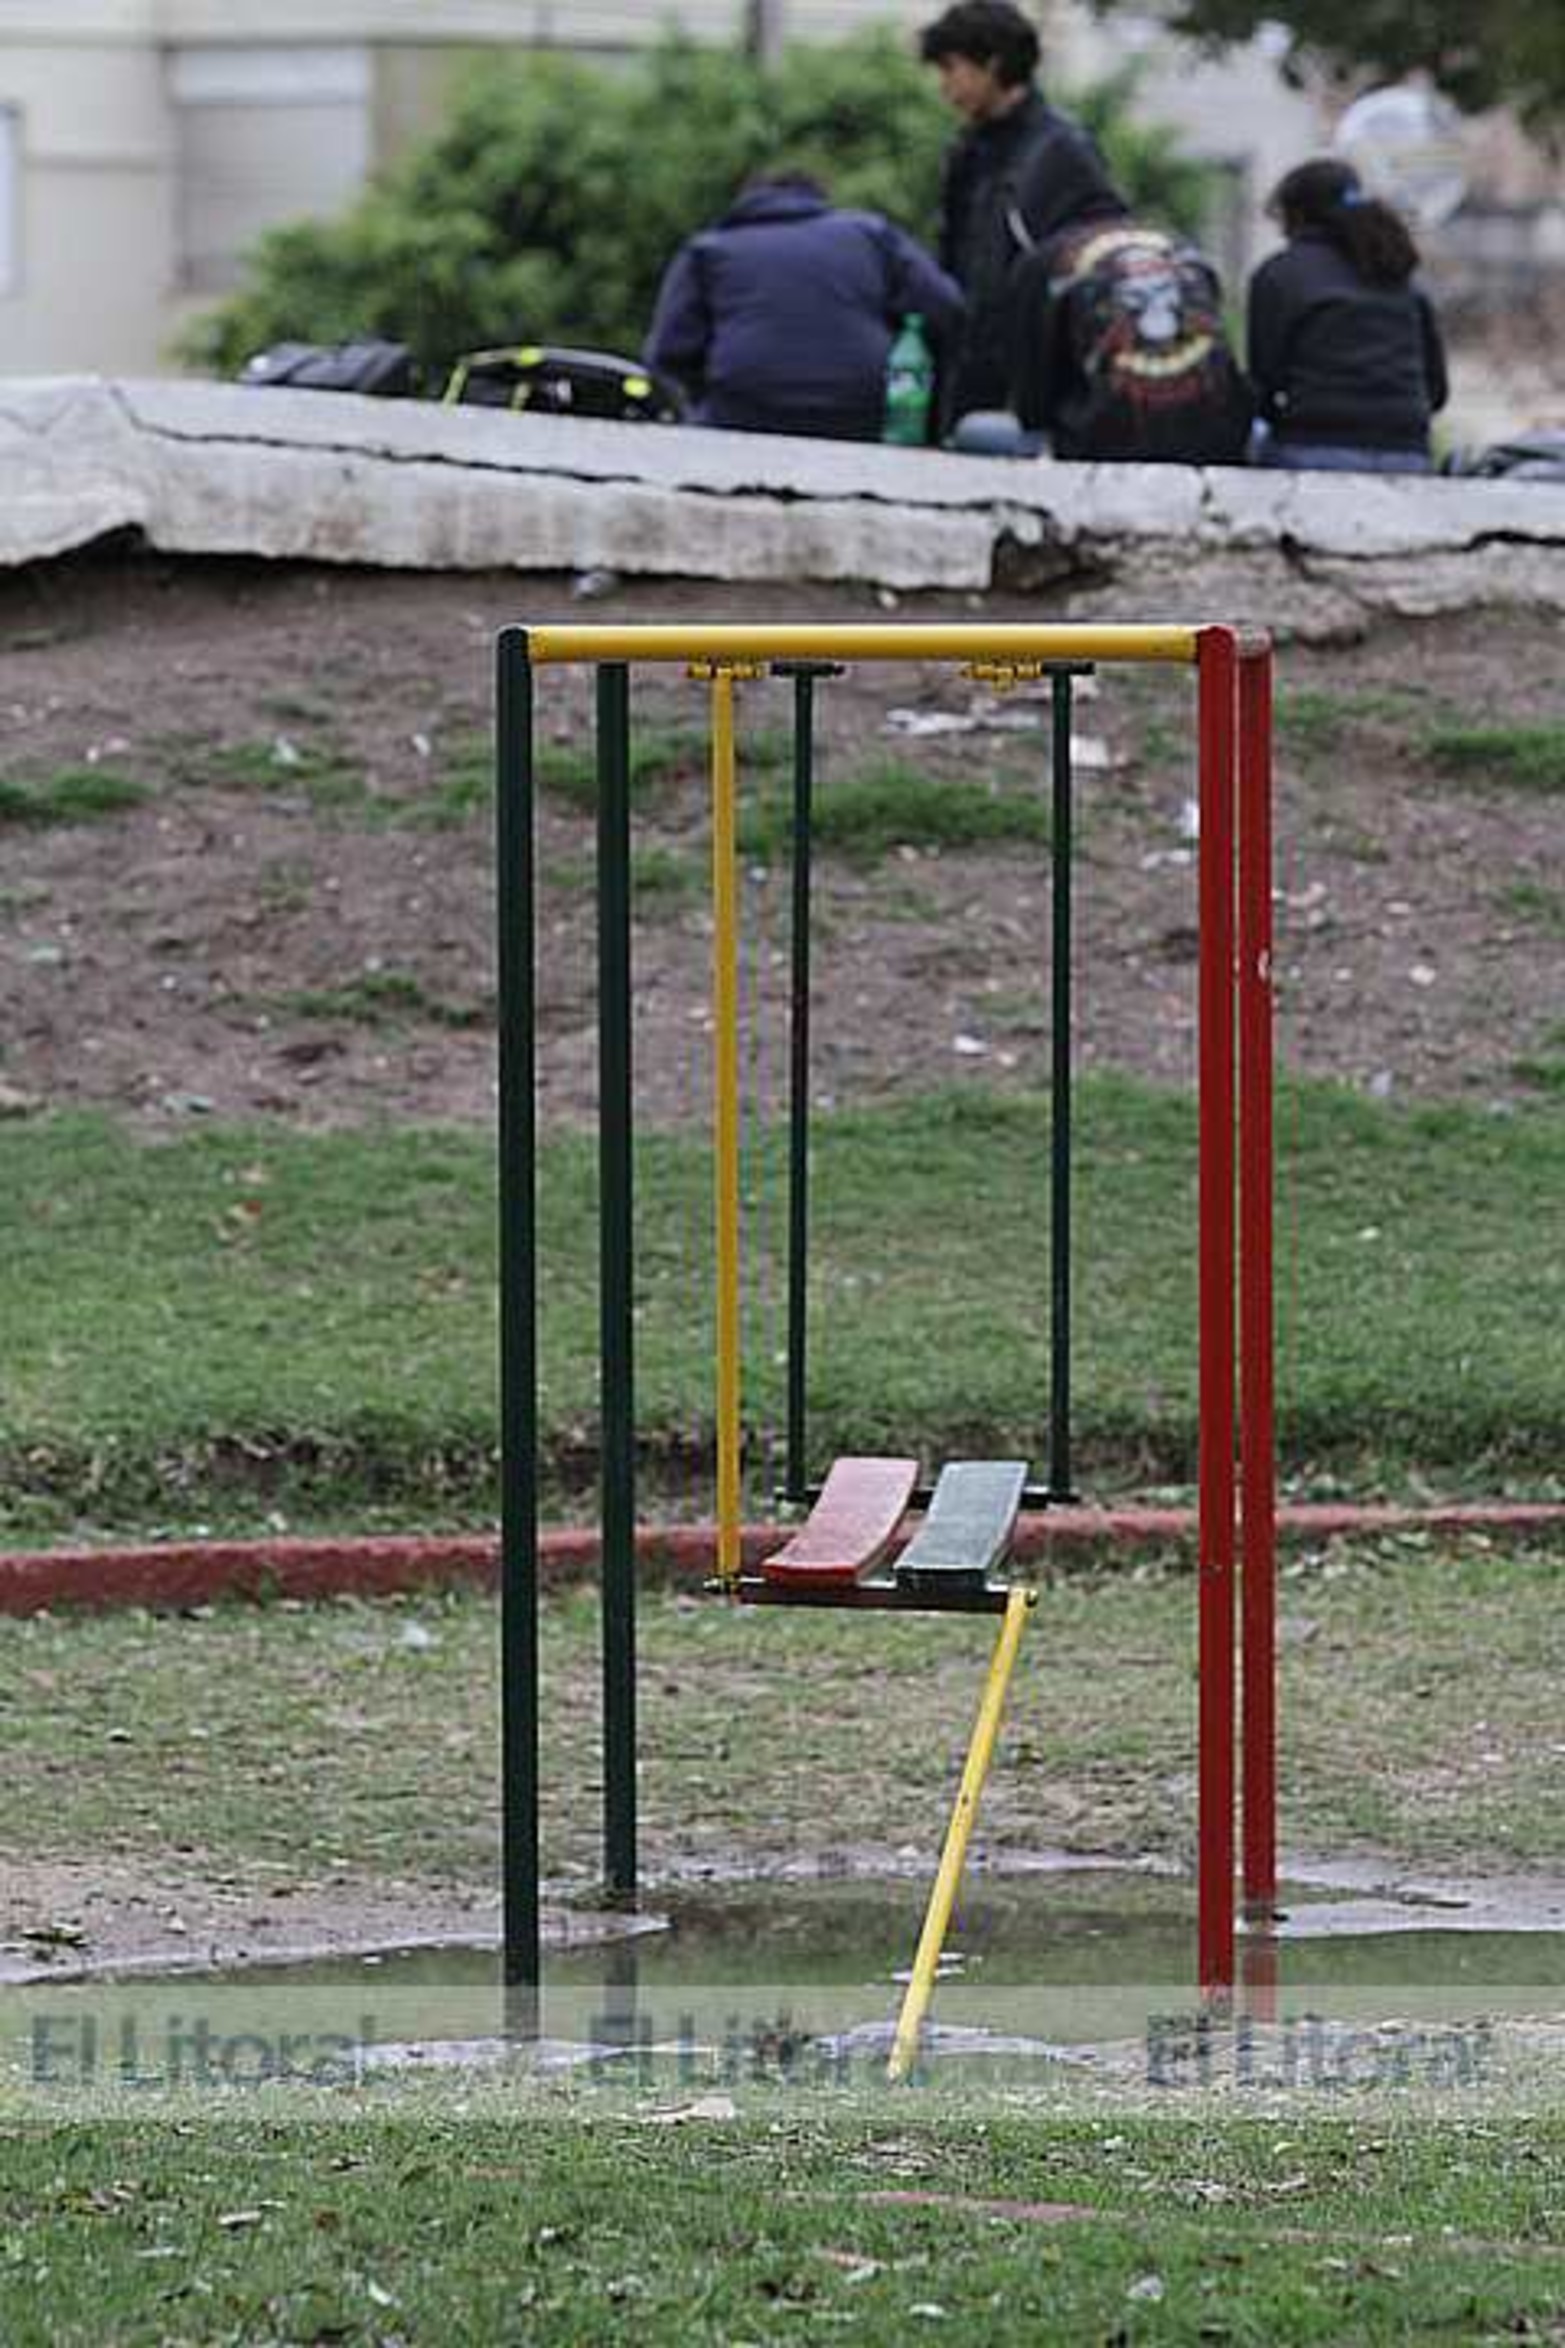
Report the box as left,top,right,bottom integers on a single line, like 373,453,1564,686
882,313,934,447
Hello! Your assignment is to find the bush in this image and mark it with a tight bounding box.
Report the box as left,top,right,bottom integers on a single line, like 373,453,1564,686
181,31,1215,381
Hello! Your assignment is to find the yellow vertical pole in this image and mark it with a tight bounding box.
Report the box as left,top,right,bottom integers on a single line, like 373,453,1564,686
887,1586,1035,2083
710,667,744,1586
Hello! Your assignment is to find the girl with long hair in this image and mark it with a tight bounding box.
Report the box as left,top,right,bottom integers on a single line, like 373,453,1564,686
1247,156,1448,473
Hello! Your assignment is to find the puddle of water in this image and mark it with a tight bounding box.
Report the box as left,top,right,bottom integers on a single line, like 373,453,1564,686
191,1873,1565,1997
264,1876,1195,1994
8,1874,1565,2093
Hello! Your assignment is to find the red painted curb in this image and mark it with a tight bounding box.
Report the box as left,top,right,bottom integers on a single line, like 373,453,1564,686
1,1502,1562,1616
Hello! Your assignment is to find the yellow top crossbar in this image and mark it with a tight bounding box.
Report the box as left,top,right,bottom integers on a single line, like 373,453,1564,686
523,623,1202,667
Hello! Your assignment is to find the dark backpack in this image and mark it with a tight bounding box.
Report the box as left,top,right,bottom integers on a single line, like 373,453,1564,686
238,339,416,397
443,345,684,424
1460,431,1565,482
1037,221,1252,464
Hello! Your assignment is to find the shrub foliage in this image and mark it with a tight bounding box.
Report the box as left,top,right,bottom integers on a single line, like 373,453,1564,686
183,32,1213,379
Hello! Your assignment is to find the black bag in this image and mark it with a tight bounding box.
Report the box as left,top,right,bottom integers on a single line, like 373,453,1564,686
1030,221,1252,464
1463,431,1565,482
238,339,416,397
443,345,683,423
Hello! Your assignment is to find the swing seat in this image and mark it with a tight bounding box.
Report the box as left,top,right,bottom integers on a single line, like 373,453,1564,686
895,1459,1028,1595
761,1455,918,1590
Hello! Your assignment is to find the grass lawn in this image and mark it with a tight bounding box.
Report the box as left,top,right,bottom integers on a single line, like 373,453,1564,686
2,1077,1563,1540
6,1544,1565,2342
5,1537,1564,1896
4,1031,1563,2344
4,2105,1565,2344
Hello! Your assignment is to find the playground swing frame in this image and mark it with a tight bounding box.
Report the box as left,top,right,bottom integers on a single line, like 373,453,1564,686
495,621,1276,2006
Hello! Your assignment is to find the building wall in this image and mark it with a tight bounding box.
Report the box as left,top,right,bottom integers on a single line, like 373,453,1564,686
169,43,372,295
0,25,174,373
155,3,934,47
0,0,948,378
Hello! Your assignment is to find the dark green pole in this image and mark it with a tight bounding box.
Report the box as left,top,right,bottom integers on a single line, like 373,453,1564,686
784,669,816,1505
598,664,638,1901
1049,669,1076,1503
496,626,540,2001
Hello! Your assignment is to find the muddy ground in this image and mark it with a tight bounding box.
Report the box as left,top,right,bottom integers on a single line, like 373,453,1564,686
3,554,1565,1133
9,1847,1565,1984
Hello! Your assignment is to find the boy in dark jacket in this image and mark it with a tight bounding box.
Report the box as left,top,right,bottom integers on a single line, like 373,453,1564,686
644,171,962,442
920,0,1126,428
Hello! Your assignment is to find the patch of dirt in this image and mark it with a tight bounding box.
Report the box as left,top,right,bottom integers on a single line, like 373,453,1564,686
9,1844,1565,1982
2,552,1564,1135
0,1851,663,1980
0,1851,498,1980
0,1842,1127,1980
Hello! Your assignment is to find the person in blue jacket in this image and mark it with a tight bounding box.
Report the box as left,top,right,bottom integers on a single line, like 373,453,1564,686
644,169,963,442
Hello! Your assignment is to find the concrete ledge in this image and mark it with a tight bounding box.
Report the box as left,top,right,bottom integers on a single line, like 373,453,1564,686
4,1503,1564,1614
5,375,1565,633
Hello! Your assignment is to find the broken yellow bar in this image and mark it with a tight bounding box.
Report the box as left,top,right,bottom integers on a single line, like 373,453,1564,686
525,624,1200,668
888,1584,1036,2085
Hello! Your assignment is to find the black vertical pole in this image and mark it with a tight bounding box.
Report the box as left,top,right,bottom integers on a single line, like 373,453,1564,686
598,664,637,1901
496,627,540,2001
1049,670,1075,1503
784,670,816,1504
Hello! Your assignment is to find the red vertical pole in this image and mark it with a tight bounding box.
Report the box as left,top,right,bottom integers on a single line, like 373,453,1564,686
1238,644,1277,1916
1240,1922,1280,2028
1196,627,1237,1996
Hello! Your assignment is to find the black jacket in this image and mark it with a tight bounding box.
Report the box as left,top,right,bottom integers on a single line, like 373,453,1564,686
1247,232,1448,453
644,184,962,441
938,88,1126,424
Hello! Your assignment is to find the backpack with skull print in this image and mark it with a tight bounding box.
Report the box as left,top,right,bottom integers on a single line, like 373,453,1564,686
1038,219,1252,463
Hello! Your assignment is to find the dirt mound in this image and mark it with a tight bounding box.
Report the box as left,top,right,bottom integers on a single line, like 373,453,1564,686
3,554,1563,1129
